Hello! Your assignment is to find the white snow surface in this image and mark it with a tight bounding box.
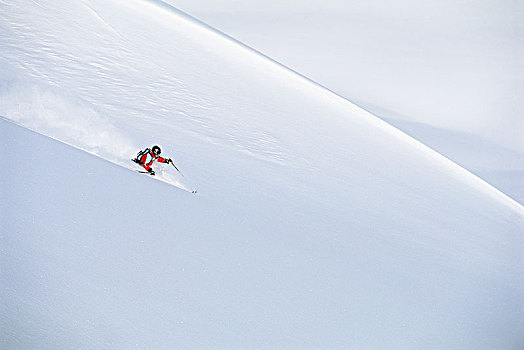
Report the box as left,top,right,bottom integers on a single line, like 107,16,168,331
1,0,523,348
165,0,524,204
167,0,524,151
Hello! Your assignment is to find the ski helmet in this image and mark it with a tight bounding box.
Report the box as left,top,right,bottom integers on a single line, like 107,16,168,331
152,145,161,155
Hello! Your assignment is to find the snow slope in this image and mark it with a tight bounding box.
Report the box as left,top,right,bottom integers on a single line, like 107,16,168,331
165,0,524,203
1,0,523,348
385,117,524,205
167,0,524,150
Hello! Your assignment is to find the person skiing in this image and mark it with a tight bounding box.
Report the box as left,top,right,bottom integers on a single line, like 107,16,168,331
133,145,173,176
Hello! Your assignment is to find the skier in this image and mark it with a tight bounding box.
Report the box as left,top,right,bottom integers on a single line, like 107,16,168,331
133,145,173,176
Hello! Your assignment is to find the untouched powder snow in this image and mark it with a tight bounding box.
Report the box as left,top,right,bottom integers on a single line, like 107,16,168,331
1,0,523,348
384,117,524,205
162,0,524,204
166,0,524,151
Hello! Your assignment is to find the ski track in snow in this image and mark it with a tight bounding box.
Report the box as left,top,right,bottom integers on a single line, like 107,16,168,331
79,0,125,41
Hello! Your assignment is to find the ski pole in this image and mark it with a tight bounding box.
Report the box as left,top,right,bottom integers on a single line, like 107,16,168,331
170,161,184,177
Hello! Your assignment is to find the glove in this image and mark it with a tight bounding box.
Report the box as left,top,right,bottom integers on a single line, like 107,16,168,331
166,158,173,164
148,168,155,176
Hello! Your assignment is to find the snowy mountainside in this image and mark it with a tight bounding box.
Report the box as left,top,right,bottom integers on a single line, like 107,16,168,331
1,0,523,348
167,0,524,151
385,117,524,204
166,0,524,203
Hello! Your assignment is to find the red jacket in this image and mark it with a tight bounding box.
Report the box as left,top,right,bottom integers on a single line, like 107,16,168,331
139,151,168,171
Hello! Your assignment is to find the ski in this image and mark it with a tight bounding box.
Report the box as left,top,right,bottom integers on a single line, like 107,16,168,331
132,155,197,193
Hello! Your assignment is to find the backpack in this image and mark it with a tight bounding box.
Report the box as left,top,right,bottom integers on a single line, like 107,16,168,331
133,148,151,164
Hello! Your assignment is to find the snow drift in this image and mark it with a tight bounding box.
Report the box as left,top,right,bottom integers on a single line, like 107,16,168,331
1,0,523,348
